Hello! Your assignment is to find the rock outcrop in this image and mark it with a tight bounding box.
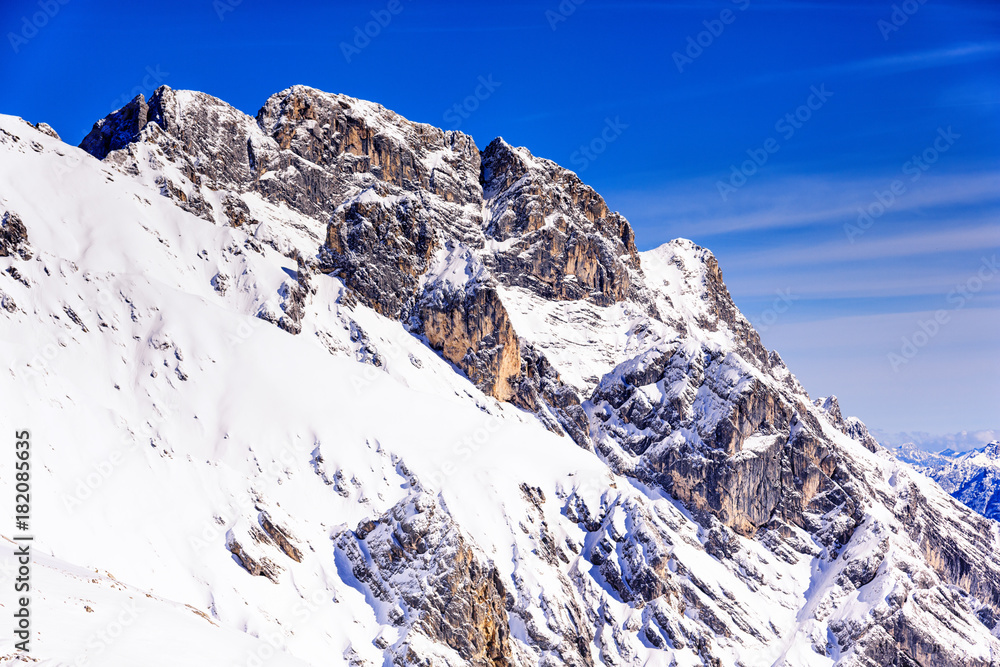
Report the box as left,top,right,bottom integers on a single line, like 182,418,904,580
0,210,29,259
322,185,436,318
418,270,521,402
77,85,644,408
590,344,856,542
815,395,880,453
481,138,642,307
337,494,513,667
80,94,151,160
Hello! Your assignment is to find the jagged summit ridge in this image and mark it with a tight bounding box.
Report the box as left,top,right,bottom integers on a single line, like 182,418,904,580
76,84,657,417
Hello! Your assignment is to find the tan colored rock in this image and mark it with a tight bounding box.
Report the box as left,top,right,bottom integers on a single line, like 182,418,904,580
420,284,520,402
0,211,29,259
259,512,303,563
227,532,282,583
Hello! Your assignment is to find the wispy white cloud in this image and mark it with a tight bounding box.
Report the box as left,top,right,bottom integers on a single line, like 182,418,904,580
725,222,1000,269
756,307,1000,432
613,170,1000,238
826,42,1000,77
731,268,1000,300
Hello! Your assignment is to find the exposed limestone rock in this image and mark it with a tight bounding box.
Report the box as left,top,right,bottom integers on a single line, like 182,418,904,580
0,211,29,259
481,138,641,307
815,395,880,453
892,481,1000,613
418,276,521,402
76,85,1000,665
322,185,435,318
337,493,513,666
81,86,482,234
275,256,314,335
511,342,591,448
258,512,303,563
153,171,214,221
225,508,307,582
80,94,150,160
258,86,483,212
699,252,770,368
219,193,255,228
33,122,60,140
77,87,654,409
227,528,283,583
592,344,855,541
0,289,16,313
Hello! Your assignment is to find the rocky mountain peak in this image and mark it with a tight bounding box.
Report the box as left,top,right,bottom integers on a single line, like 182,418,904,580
816,395,844,423
479,135,641,307
814,395,879,452
983,440,1000,458
480,136,530,195
79,92,151,159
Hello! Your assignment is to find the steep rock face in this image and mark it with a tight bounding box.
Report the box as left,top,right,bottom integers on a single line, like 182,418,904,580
481,138,642,307
79,86,529,401
511,342,591,446
590,344,855,541
582,246,1000,666
830,451,1000,667
79,94,151,160
257,86,483,214
225,511,304,583
698,254,770,368
32,121,60,140
417,255,521,401
78,85,642,409
322,185,436,318
80,85,484,244
337,494,513,667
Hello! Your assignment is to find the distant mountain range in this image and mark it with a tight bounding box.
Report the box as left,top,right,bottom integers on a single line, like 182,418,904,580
875,429,1000,453
894,441,1000,522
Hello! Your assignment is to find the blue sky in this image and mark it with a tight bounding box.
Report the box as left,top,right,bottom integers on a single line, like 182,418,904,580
2,0,997,444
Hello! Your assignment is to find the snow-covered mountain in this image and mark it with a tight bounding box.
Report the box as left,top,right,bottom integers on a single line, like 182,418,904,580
1,86,998,667
891,442,953,472
895,442,1000,522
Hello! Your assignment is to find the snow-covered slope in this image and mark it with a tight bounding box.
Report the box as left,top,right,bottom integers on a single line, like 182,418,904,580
0,88,998,667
